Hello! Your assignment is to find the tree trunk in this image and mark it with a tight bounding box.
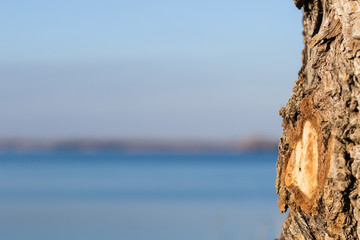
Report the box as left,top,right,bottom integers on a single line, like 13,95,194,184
276,0,360,239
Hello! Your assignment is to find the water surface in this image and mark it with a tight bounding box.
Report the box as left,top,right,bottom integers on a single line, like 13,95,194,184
0,151,285,240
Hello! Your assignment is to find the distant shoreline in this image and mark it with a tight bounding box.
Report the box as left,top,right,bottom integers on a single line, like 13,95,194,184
0,138,278,153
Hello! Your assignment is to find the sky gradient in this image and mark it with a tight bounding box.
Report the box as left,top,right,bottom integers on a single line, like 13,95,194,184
0,0,303,140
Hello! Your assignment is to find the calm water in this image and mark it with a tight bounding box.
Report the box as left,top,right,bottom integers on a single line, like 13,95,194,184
0,151,285,240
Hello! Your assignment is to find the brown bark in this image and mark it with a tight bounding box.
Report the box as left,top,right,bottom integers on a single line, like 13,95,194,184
276,0,360,239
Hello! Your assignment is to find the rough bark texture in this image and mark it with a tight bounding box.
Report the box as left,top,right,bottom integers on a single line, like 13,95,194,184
276,0,360,239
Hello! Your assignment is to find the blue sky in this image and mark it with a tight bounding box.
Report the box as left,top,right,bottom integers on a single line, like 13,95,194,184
0,0,303,140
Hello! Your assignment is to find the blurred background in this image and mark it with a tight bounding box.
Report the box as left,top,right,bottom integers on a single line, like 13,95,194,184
0,0,302,239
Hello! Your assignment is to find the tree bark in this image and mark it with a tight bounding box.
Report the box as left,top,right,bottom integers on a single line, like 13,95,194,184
276,0,360,239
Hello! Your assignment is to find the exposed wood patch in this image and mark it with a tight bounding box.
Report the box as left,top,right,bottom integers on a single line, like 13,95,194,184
285,120,319,198
280,97,332,214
